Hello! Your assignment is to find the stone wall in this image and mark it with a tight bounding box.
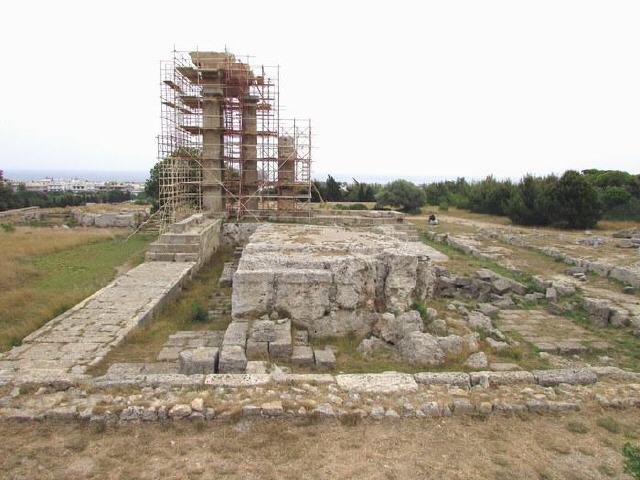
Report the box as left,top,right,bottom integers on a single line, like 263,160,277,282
231,224,447,338
73,211,149,228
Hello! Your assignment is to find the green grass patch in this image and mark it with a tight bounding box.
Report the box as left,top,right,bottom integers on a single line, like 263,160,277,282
0,233,155,351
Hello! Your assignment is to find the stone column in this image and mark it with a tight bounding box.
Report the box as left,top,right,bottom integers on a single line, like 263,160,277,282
201,85,224,213
242,96,258,212
277,136,296,211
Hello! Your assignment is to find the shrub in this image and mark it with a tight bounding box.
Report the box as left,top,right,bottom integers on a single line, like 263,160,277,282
191,302,208,323
410,301,429,322
548,170,601,229
623,443,640,479
375,180,426,214
0,223,15,233
438,200,449,211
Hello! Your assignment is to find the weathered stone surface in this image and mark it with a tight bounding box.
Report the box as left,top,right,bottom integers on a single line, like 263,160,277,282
261,401,284,416
582,297,610,326
470,371,535,387
336,372,418,393
464,352,488,369
467,311,493,331
222,322,248,347
269,320,292,359
250,320,276,342
397,332,445,366
533,368,597,386
230,224,444,336
486,337,509,352
246,340,269,360
204,374,271,388
437,335,469,357
376,311,423,344
245,361,268,374
477,304,499,319
314,348,336,371
218,346,247,374
356,337,388,356
414,372,470,387
428,318,448,336
291,346,314,367
178,347,219,375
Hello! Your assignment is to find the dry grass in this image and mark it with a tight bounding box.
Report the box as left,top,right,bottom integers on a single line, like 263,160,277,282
0,227,155,350
0,408,638,479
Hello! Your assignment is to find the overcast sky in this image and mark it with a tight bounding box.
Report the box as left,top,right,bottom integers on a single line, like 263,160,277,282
1,0,639,181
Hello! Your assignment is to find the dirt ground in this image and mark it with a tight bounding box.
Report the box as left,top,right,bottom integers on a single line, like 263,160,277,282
1,408,638,480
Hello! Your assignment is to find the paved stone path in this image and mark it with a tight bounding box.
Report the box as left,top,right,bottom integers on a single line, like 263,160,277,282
498,309,608,354
0,261,195,385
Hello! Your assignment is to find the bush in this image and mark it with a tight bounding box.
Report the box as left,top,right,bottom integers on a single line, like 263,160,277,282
375,180,426,214
438,200,449,211
548,170,601,229
623,443,640,479
191,302,208,323
334,203,368,211
0,223,15,233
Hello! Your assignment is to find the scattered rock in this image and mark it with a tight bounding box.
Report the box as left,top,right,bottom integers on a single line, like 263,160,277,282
464,352,488,369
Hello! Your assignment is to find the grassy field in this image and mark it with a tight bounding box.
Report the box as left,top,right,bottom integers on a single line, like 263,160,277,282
0,227,155,351
89,251,233,375
1,408,638,479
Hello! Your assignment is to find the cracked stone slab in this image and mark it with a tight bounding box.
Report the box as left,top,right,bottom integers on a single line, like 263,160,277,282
204,374,271,388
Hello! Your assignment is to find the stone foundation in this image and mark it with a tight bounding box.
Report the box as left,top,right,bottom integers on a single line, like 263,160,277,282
231,224,447,337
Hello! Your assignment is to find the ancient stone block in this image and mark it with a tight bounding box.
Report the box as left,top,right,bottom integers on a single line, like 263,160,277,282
291,346,314,367
250,320,276,342
246,340,269,360
314,348,336,371
178,347,219,375
222,321,248,348
218,346,247,374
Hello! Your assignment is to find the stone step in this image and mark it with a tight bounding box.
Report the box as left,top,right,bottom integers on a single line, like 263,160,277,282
157,233,202,245
148,242,200,254
145,251,175,262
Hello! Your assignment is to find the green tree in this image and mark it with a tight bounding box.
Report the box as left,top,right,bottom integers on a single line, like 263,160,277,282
324,175,343,202
375,179,426,214
548,170,601,228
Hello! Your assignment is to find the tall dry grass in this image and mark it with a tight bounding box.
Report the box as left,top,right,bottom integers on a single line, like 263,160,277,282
0,227,153,350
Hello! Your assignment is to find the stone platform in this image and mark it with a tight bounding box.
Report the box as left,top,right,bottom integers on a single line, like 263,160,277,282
231,224,447,337
0,261,195,386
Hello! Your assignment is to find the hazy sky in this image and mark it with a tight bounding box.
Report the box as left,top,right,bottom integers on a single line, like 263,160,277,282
1,0,639,181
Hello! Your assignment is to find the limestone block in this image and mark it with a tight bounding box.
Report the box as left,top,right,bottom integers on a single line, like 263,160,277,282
274,270,332,321
464,352,488,369
218,346,247,374
250,320,276,342
375,310,423,345
470,371,535,387
245,340,269,360
582,297,610,326
467,311,493,331
357,337,388,356
414,372,470,387
332,257,375,310
533,368,597,386
222,321,248,347
477,303,499,319
336,372,418,393
178,347,219,375
291,346,315,367
383,252,419,311
269,319,292,359
245,361,268,374
231,271,275,319
314,348,336,371
397,332,445,366
436,335,469,357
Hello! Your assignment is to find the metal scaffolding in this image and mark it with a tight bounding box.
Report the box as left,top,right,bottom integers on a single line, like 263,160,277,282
157,49,312,230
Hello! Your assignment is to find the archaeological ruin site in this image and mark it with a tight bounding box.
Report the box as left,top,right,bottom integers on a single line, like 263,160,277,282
1,49,639,429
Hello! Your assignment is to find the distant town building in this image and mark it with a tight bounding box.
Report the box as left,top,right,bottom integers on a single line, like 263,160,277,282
7,178,144,195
